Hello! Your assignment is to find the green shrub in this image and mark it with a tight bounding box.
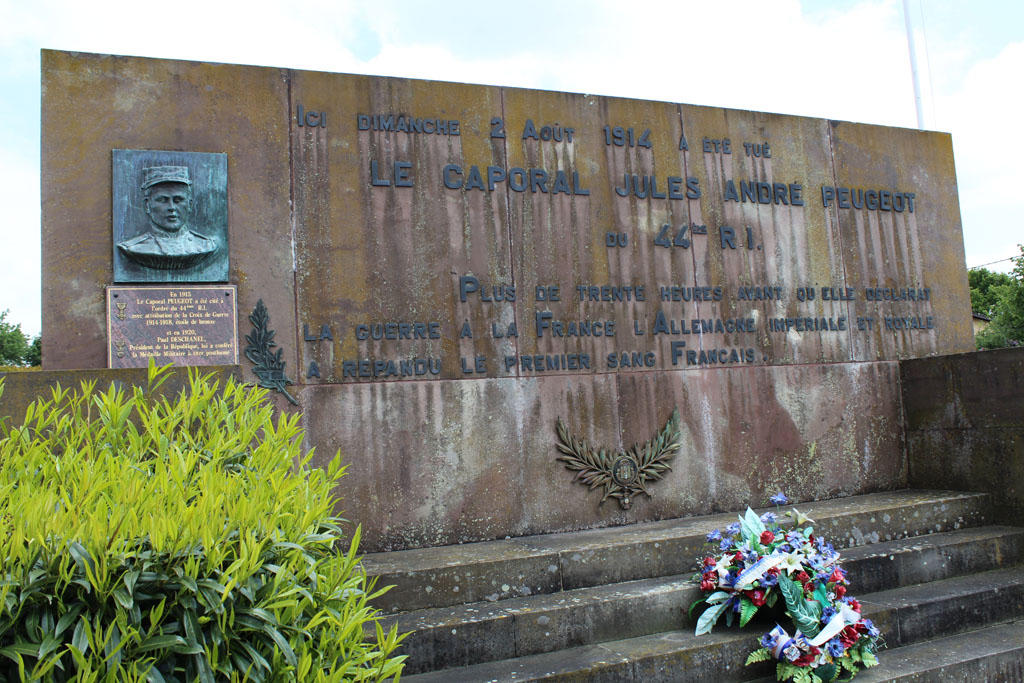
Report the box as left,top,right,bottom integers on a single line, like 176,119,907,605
0,365,405,681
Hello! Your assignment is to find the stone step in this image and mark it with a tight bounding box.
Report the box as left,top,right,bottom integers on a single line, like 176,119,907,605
389,526,1024,674
860,564,1024,648
849,620,1024,682
841,524,1024,594
365,490,991,615
399,565,1024,681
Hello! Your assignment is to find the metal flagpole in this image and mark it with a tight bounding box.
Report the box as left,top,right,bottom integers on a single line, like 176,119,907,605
903,0,925,129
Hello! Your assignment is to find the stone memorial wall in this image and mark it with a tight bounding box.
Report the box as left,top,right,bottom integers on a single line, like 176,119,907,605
42,50,973,551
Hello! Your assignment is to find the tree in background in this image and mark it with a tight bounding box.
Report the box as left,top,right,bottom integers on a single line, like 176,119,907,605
969,268,1015,318
25,335,41,366
974,245,1024,349
0,310,40,367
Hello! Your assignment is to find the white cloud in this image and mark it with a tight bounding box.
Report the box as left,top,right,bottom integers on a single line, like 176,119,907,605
352,0,919,126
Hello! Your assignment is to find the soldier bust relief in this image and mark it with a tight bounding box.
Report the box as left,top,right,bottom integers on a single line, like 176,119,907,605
117,166,218,270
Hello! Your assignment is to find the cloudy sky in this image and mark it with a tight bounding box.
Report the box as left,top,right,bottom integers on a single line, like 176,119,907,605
2,0,1022,336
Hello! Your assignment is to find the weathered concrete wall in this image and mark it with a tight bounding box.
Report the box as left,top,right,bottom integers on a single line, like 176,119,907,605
902,348,1024,526
306,361,905,551
40,51,973,551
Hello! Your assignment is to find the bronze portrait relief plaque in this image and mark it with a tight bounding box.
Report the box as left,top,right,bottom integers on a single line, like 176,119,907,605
112,150,229,283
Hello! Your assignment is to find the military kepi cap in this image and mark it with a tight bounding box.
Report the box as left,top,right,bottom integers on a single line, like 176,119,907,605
141,166,191,189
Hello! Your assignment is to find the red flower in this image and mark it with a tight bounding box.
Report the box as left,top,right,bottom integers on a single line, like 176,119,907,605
760,530,775,544
847,599,862,612
829,568,845,583
733,551,745,563
792,646,821,667
834,584,847,598
766,567,780,577
839,625,860,648
746,589,766,606
700,578,716,591
794,571,811,585
703,556,716,567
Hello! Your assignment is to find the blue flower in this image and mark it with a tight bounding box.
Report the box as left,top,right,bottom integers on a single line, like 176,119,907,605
719,538,733,551
770,492,789,505
760,511,778,524
726,522,741,536
826,638,846,657
863,618,880,638
760,632,776,648
706,529,722,542
761,571,779,586
821,605,838,622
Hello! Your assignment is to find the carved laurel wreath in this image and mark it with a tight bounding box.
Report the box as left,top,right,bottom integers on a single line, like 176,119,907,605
244,299,298,405
556,409,682,510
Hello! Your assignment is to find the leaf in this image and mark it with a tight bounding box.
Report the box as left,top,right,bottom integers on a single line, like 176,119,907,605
779,575,822,638
146,665,168,683
813,582,829,606
112,585,133,610
745,647,772,665
704,590,731,605
55,604,84,637
861,650,879,667
135,634,188,654
814,662,838,682
68,542,96,578
740,507,766,541
555,418,617,504
38,634,62,660
694,600,730,636
238,640,271,673
260,623,296,667
0,643,34,663
71,617,89,656
739,597,758,627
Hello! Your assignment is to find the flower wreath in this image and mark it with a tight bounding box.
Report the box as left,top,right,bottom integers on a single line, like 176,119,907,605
690,493,882,682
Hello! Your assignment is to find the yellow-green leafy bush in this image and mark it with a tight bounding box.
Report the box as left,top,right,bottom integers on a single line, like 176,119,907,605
0,366,405,681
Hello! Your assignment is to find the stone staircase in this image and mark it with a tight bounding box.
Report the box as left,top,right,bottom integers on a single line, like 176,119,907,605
362,490,1024,681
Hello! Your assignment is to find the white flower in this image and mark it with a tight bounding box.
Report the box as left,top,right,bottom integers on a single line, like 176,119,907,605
776,552,805,575
714,555,732,580
787,508,815,526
